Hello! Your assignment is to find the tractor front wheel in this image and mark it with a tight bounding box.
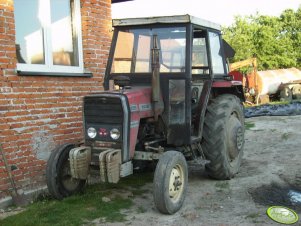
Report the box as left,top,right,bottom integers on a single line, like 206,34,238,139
153,151,188,214
46,143,86,199
202,94,245,179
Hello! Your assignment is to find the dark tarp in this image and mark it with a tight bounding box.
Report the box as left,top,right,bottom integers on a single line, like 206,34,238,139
245,102,301,118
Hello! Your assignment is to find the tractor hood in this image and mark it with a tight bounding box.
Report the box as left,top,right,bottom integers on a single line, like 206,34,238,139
122,86,154,118
122,86,155,158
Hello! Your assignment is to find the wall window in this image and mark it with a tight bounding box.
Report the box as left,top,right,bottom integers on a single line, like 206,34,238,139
209,32,225,74
14,0,83,73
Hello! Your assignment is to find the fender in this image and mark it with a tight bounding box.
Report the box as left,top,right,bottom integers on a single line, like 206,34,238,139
212,80,245,102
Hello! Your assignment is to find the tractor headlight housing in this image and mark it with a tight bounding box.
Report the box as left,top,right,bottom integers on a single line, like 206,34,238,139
87,127,97,138
110,128,120,140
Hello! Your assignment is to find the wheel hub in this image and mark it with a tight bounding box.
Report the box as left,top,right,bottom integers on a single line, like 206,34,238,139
169,165,184,201
61,162,80,191
227,115,244,161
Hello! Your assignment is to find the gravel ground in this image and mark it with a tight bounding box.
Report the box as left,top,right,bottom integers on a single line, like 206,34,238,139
104,115,301,226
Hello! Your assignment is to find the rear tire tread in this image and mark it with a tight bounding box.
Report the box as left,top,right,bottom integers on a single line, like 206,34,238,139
202,94,245,179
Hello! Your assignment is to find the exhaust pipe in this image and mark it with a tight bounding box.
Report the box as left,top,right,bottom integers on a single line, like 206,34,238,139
151,34,164,120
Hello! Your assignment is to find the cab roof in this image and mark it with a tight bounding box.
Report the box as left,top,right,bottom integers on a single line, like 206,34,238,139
112,14,221,31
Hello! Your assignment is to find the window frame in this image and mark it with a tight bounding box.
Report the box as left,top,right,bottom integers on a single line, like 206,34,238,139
110,26,187,74
191,28,210,75
208,31,226,75
15,0,84,74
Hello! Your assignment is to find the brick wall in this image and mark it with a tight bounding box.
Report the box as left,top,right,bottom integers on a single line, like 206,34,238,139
0,0,112,198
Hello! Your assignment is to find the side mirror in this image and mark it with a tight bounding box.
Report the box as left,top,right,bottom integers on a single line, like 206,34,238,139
222,39,235,59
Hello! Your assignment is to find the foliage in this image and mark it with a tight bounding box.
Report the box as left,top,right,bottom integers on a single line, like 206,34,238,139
223,6,301,70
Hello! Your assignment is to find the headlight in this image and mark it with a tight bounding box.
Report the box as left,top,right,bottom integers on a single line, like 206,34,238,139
110,128,120,140
87,127,97,138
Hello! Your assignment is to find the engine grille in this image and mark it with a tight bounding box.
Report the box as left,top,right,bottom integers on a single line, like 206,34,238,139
84,96,123,124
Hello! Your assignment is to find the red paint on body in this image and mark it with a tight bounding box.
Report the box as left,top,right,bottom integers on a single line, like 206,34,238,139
212,80,242,88
229,71,244,83
123,87,154,158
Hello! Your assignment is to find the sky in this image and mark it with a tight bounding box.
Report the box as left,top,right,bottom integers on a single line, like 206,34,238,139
112,0,301,26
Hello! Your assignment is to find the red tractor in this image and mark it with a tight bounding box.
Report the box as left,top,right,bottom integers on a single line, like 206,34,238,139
46,15,245,214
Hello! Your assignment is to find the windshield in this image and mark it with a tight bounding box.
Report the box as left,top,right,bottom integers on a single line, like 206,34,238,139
111,27,186,73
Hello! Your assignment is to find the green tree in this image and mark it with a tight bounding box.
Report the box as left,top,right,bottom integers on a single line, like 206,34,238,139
223,6,301,70
280,7,301,67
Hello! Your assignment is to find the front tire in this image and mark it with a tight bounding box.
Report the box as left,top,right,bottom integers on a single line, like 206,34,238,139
202,94,245,179
153,151,188,214
46,143,86,199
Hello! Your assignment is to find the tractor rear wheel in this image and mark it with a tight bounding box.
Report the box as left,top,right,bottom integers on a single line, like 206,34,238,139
202,94,245,179
46,143,86,199
153,151,188,214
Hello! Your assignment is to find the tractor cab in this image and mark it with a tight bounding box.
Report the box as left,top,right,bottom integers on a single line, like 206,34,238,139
47,15,245,215
104,15,243,146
